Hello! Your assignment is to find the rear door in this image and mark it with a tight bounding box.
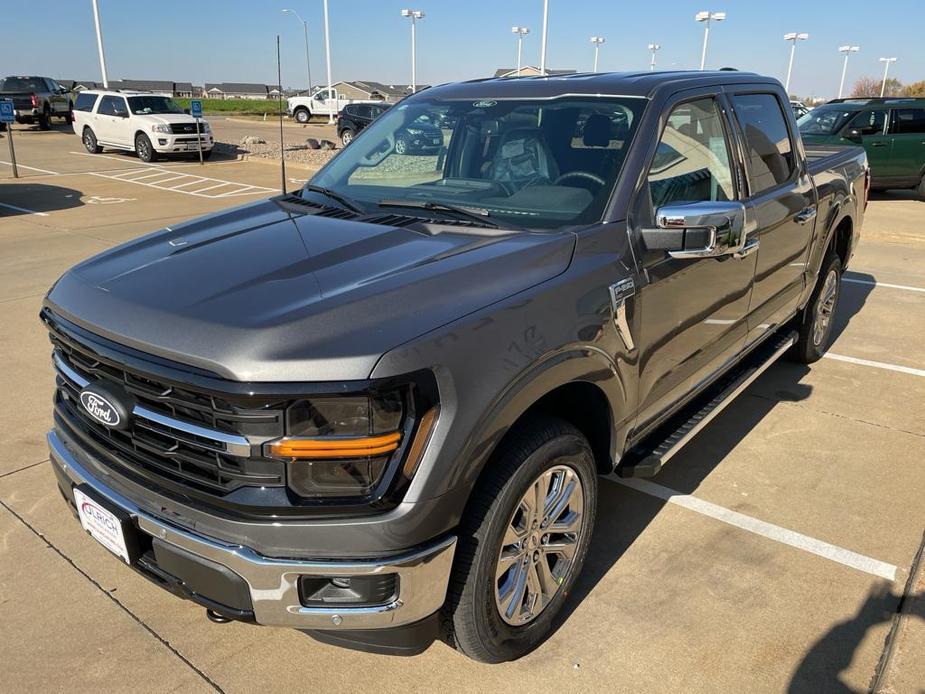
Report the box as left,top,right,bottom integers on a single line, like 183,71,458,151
94,95,129,146
727,90,815,344
886,107,925,185
631,91,755,429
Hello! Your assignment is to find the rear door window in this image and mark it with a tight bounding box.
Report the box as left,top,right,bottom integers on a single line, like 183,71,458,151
731,93,796,195
889,108,925,135
97,95,126,116
74,92,99,112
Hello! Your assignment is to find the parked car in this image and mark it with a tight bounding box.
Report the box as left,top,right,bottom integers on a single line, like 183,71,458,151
0,75,72,130
337,102,390,146
287,87,380,123
43,71,866,663
71,90,213,162
798,97,925,196
790,100,810,119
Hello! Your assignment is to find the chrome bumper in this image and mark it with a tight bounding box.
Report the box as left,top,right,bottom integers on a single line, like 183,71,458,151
48,430,456,630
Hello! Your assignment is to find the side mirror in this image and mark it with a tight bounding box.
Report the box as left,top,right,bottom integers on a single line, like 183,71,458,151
183,108,190,114
844,128,863,144
641,200,747,259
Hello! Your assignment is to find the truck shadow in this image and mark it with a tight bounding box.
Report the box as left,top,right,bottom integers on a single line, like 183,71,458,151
549,276,876,667
0,183,85,215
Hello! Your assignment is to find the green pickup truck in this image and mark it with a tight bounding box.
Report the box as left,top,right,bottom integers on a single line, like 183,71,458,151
799,97,925,197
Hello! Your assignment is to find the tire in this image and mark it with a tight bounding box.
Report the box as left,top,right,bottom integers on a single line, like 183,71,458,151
443,416,598,663
791,251,842,364
38,108,51,130
917,174,925,201
65,104,74,123
82,127,102,154
341,128,355,147
135,133,155,162
201,149,213,160
294,108,310,124
395,137,408,155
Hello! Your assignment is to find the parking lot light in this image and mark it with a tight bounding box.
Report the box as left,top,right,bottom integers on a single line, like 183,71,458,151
540,0,549,76
590,36,606,72
281,9,313,95
401,9,425,94
879,57,897,97
648,43,661,71
91,0,110,88
783,32,809,94
695,10,725,70
837,45,860,99
322,0,334,124
512,26,530,76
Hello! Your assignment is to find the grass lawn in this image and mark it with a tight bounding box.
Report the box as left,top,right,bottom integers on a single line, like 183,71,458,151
174,97,287,116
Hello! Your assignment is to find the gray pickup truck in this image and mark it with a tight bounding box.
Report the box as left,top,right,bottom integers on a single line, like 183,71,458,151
0,76,72,130
42,71,866,662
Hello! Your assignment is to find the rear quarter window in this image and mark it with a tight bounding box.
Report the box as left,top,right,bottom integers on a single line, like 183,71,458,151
74,92,99,113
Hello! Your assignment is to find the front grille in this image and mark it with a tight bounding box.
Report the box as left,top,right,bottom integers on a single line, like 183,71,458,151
170,123,201,134
47,315,288,500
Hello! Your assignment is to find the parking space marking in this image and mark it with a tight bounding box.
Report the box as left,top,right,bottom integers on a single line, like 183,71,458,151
0,202,50,217
88,167,276,199
0,159,60,175
823,353,925,378
608,477,898,581
843,276,925,294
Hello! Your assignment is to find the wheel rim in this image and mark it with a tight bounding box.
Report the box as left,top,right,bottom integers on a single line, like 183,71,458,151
137,138,149,159
813,269,839,347
343,131,352,145
84,131,93,149
494,464,584,626
396,139,406,154
297,111,308,123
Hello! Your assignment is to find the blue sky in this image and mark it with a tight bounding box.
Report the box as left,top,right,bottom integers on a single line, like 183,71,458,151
2,0,923,98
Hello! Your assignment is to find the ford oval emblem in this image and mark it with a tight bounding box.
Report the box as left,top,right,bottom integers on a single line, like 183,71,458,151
473,100,497,108
79,390,121,428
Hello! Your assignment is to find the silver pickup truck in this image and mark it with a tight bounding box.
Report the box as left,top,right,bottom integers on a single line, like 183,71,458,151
0,76,72,130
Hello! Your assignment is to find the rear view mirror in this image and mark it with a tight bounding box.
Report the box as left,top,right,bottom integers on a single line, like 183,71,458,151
641,200,748,259
844,128,863,144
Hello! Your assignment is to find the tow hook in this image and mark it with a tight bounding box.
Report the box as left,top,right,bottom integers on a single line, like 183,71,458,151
206,608,232,624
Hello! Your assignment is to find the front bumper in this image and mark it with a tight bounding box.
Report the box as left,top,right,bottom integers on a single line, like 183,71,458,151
49,429,456,631
152,133,214,153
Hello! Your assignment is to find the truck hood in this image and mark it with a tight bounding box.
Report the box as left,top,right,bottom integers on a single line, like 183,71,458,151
136,113,207,127
46,199,575,382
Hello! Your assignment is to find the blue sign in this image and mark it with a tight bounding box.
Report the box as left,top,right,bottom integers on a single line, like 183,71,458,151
190,99,202,119
0,100,13,123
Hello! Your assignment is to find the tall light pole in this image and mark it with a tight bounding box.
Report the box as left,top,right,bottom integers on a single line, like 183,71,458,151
783,32,809,94
837,45,859,99
281,9,313,94
322,0,334,123
539,0,549,76
512,26,529,76
401,9,424,93
590,36,605,72
879,57,897,97
648,43,661,71
695,11,725,70
90,0,109,88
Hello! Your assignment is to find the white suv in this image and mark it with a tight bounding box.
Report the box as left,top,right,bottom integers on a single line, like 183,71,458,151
72,90,214,162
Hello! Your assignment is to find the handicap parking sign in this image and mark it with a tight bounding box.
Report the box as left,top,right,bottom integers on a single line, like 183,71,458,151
0,100,13,123
190,99,202,119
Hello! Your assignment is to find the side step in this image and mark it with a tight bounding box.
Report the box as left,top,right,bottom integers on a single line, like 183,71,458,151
615,331,797,478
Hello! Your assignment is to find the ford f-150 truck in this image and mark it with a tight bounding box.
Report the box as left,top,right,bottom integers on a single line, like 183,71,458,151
0,76,72,130
42,71,866,663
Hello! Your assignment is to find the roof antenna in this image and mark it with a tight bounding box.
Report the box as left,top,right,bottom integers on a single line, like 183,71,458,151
276,34,287,195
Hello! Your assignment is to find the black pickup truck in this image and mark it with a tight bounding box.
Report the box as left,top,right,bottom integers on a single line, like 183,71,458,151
42,71,866,662
0,76,72,130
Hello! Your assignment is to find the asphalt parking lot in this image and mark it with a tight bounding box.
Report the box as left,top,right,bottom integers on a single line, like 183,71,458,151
1,120,923,693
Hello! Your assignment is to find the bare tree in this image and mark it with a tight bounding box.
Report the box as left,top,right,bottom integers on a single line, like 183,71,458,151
850,76,903,97
902,80,925,97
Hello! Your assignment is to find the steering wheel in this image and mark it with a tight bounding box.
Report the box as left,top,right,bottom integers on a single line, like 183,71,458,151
554,171,606,188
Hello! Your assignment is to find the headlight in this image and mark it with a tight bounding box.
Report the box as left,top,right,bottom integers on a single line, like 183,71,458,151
200,121,210,132
266,392,406,498
405,128,423,135
151,123,171,134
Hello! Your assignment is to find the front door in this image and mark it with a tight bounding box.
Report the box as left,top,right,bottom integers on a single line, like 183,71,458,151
631,94,756,430
728,91,816,342
844,109,892,180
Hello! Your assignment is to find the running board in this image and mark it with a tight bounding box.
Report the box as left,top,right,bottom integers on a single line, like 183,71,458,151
615,331,797,478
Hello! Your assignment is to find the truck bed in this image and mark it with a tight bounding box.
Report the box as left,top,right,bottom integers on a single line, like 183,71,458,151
804,143,865,176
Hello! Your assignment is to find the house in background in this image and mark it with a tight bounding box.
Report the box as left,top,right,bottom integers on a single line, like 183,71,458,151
203,83,276,99
58,79,196,97
493,67,577,78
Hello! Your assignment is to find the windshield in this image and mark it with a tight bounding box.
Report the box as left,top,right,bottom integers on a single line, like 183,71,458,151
128,96,184,115
1,77,46,92
311,95,646,229
797,107,854,135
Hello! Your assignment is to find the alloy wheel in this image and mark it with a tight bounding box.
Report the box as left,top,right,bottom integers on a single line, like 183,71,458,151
813,268,839,346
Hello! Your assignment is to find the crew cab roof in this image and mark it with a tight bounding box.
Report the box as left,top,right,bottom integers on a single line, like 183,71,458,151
421,70,777,101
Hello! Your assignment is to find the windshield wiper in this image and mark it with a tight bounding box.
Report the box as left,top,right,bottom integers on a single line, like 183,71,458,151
378,198,519,230
302,184,365,214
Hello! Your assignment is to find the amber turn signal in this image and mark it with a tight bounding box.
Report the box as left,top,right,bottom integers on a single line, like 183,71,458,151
268,431,402,459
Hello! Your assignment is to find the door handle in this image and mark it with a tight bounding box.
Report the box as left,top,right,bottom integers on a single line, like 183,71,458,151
733,238,759,259
870,142,889,147
794,207,817,225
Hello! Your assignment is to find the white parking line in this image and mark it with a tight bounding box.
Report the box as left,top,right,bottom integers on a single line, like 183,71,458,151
823,353,925,378
0,202,49,217
843,276,925,294
608,477,898,581
89,168,275,199
0,160,60,175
